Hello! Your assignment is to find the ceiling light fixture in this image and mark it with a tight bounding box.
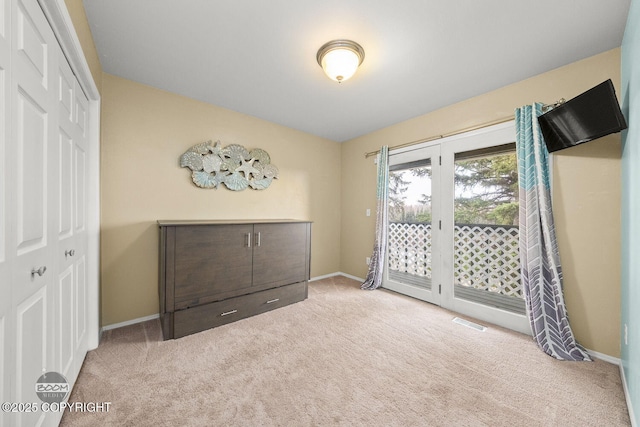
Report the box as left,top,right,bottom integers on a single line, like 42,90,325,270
316,39,365,83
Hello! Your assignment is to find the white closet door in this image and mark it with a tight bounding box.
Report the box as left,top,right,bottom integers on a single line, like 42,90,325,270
10,0,58,425
0,0,12,425
72,80,89,380
56,55,76,382
55,58,89,382
0,0,95,425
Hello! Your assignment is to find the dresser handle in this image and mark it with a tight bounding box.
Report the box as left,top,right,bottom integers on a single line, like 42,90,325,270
31,266,47,277
245,233,251,247
266,298,279,304
220,310,238,317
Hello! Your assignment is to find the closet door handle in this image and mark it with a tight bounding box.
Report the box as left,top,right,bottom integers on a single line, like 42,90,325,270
65,249,75,257
255,232,261,247
31,266,47,277
245,232,251,247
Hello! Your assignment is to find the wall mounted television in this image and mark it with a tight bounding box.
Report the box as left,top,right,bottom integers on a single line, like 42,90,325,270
537,79,627,153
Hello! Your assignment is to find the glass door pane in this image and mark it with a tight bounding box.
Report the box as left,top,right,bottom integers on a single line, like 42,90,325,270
452,146,525,315
383,144,440,305
388,159,433,289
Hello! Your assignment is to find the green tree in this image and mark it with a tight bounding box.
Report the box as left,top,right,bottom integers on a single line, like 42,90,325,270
389,166,433,223
416,211,432,223
454,153,518,225
388,171,409,222
412,166,432,212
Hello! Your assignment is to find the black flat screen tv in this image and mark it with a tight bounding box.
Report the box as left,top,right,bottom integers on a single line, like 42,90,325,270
537,79,627,153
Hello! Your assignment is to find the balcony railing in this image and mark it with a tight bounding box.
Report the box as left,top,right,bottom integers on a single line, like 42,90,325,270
388,222,525,314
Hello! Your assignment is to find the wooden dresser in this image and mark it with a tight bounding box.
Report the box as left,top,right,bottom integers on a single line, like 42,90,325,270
158,220,311,339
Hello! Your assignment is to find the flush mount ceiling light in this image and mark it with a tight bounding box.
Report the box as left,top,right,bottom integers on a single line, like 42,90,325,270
316,39,365,83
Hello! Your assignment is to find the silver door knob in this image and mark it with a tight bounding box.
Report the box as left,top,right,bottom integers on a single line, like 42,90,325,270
65,249,75,257
31,266,47,277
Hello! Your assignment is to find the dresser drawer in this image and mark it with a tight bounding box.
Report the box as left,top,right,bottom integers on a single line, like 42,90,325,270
172,281,307,338
250,281,308,316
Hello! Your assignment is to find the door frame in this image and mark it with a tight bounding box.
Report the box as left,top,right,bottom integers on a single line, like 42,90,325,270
38,0,100,350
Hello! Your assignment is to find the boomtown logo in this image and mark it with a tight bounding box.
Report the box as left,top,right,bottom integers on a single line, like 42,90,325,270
35,372,69,403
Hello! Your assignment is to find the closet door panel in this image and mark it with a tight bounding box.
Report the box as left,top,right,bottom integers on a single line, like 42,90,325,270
15,0,47,89
0,0,7,39
72,84,89,376
11,2,59,427
58,128,73,240
74,141,86,232
0,0,10,422
14,287,47,427
15,90,48,255
75,255,87,353
57,265,74,378
56,54,76,384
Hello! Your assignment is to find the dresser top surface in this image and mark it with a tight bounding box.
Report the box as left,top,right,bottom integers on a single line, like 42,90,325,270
157,219,312,227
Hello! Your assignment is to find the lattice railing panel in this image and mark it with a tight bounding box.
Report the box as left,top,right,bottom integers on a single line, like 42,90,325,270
388,222,522,299
388,222,432,278
453,224,521,297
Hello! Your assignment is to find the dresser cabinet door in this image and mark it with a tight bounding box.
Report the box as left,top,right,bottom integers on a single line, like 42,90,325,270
174,224,253,309
252,223,309,288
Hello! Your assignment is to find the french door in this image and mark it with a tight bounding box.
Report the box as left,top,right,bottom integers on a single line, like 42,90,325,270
384,144,442,306
383,122,531,335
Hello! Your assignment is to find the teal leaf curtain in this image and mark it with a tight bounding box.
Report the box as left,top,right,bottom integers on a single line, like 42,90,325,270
515,103,590,361
362,146,389,290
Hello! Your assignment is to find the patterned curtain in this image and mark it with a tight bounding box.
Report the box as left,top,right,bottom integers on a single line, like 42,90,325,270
362,146,389,290
515,103,591,361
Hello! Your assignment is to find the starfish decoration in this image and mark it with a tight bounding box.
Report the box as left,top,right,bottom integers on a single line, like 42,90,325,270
235,158,261,180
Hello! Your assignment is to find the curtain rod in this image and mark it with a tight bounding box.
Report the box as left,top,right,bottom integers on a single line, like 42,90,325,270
364,115,515,158
363,97,568,159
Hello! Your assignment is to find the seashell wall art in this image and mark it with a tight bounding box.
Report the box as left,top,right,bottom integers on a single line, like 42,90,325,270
180,140,279,191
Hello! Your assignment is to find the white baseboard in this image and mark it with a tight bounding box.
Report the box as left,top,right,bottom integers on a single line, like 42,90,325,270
560,349,634,425
101,313,160,333
620,362,637,427
309,272,341,281
310,272,365,282
586,349,621,365
337,272,365,282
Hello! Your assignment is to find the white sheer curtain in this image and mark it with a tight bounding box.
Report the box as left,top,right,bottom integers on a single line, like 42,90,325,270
362,146,389,290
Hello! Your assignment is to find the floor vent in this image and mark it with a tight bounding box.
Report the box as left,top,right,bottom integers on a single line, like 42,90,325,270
452,317,487,332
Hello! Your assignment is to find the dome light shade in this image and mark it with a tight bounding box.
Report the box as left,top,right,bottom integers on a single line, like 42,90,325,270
316,40,365,83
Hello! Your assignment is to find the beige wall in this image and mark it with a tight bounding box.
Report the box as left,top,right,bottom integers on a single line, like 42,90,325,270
101,74,341,326
64,0,103,92
341,49,622,357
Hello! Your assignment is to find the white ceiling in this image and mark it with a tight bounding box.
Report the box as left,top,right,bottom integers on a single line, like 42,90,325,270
83,0,631,142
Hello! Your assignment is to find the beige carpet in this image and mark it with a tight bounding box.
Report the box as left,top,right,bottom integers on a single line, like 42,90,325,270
61,276,630,426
